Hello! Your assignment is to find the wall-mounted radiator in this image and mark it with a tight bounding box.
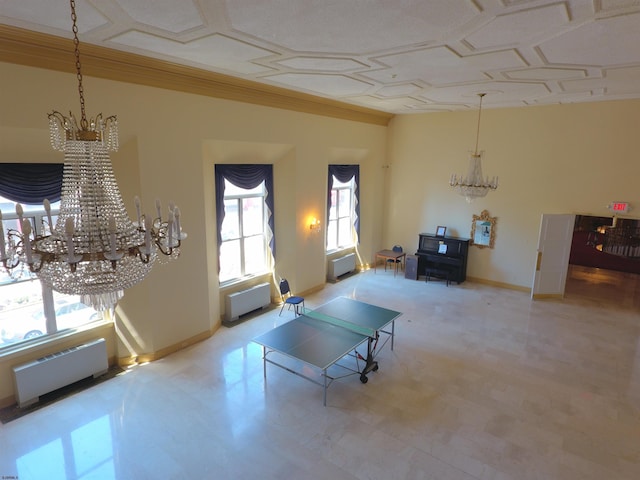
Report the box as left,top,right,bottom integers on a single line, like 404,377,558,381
225,282,271,323
12,338,108,408
328,253,356,281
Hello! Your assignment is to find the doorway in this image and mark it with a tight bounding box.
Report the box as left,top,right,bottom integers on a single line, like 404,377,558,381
565,214,640,308
569,215,640,275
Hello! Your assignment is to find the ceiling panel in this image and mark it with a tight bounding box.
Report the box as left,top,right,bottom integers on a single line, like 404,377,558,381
1,0,639,113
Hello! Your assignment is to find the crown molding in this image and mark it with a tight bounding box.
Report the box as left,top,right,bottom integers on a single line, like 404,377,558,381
0,24,393,126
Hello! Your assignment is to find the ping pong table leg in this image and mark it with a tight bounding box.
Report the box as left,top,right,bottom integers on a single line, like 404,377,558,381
391,320,395,350
360,337,379,383
323,370,327,406
263,346,267,378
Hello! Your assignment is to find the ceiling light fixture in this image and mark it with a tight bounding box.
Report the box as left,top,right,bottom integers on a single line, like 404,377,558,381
449,93,498,202
0,0,186,312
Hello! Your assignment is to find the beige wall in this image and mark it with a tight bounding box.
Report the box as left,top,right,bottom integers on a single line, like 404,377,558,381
2,57,639,404
386,100,640,288
0,61,387,403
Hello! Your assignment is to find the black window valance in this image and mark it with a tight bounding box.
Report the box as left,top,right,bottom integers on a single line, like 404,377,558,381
0,163,63,204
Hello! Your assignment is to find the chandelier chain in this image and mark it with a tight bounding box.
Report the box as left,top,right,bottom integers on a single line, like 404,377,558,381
69,0,88,130
474,93,485,155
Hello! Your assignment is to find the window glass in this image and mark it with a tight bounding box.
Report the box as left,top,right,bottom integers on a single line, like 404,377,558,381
49,292,102,333
242,197,264,237
329,191,337,220
327,221,338,251
338,189,351,217
244,235,266,275
219,239,241,281
338,217,352,246
0,281,44,344
221,199,240,241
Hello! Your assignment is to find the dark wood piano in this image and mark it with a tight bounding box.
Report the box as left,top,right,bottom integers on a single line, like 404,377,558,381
415,233,469,284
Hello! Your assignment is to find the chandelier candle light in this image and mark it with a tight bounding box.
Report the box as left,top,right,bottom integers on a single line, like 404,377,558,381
449,93,498,202
0,0,186,311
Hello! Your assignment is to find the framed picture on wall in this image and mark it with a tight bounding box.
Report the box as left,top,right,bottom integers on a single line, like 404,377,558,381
436,226,447,237
470,210,497,249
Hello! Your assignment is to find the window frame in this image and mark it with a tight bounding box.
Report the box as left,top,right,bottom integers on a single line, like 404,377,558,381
218,181,270,283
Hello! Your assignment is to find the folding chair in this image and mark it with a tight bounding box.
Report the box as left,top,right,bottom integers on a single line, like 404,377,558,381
279,279,305,316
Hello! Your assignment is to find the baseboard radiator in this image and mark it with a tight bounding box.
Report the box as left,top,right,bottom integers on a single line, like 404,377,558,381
328,253,356,281
225,282,271,322
12,338,108,408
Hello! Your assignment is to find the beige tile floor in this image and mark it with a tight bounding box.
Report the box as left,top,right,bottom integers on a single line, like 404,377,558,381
0,265,639,480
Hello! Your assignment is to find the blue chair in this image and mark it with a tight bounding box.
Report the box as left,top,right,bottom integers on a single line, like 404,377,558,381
279,279,305,316
386,245,403,271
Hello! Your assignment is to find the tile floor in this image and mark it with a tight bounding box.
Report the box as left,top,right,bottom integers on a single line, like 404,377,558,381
0,265,639,480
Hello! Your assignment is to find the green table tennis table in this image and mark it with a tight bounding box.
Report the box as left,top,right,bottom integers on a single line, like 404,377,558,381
253,297,402,406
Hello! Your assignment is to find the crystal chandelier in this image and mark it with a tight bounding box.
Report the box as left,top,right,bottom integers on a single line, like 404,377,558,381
0,0,186,311
449,93,498,203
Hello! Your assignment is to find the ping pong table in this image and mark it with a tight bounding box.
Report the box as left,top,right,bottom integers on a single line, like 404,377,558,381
253,296,402,406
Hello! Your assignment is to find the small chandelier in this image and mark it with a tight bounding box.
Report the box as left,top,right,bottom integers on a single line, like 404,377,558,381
449,93,498,202
0,0,186,311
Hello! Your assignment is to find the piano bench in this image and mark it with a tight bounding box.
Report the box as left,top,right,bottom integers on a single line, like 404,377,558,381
425,267,451,286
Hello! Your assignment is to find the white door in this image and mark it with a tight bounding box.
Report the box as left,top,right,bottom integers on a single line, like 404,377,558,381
531,213,575,299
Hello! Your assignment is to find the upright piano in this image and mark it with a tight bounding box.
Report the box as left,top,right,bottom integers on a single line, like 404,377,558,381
415,233,469,284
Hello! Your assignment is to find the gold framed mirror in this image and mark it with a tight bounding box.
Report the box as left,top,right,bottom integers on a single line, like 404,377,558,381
470,209,496,249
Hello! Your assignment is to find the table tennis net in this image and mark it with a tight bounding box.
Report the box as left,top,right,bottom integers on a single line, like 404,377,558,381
303,309,376,338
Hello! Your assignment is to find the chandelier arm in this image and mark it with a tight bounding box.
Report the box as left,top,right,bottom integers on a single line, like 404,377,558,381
135,248,153,264
2,229,18,254
1,254,20,270
28,261,44,273
1,260,18,271
4,230,27,269
152,220,176,256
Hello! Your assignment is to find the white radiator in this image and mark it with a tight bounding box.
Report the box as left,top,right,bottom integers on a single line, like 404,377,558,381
328,253,356,281
12,338,108,408
225,282,271,322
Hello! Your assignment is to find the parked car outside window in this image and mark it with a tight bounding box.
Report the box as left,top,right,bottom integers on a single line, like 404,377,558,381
0,300,101,344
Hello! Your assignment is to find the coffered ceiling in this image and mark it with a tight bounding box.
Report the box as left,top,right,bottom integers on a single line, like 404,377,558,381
1,0,640,113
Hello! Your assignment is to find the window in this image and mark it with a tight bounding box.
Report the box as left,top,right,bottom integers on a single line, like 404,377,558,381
327,177,355,250
327,165,360,252
219,180,269,282
0,196,101,348
215,165,275,284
